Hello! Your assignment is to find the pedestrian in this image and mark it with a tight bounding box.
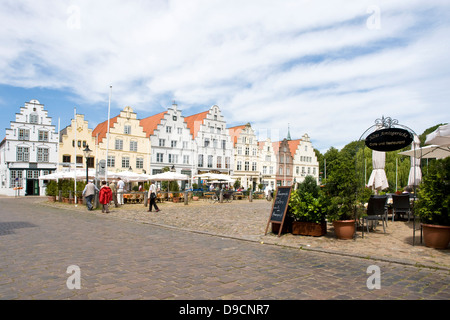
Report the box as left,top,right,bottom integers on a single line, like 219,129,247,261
99,181,113,213
147,180,160,212
117,177,125,205
82,180,99,211
109,180,119,207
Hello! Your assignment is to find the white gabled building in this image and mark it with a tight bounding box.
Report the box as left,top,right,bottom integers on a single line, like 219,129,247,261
184,105,234,179
140,103,194,189
229,123,261,190
258,138,277,190
291,133,320,184
0,100,58,196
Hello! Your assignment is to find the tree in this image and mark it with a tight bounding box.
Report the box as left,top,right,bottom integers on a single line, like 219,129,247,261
298,175,319,198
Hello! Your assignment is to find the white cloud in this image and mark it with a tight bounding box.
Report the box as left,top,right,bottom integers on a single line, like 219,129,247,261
0,0,449,152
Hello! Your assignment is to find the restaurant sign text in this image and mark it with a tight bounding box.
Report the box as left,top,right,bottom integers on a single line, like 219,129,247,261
365,128,413,152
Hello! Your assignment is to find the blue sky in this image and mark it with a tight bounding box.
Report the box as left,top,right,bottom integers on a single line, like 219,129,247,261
0,0,449,152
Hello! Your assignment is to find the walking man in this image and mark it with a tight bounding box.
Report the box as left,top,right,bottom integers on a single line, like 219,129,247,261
109,180,119,207
147,180,160,212
117,177,125,205
82,180,99,211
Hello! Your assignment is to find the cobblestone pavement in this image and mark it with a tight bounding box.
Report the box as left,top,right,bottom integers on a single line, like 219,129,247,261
45,197,449,270
0,196,449,301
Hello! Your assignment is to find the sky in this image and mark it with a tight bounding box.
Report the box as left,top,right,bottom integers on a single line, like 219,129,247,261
0,0,449,153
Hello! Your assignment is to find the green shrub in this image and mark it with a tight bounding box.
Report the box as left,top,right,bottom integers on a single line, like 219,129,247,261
45,180,58,196
416,157,450,226
288,190,325,223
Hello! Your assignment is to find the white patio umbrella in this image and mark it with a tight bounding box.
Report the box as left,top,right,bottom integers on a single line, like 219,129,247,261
425,123,450,146
148,171,190,181
147,171,190,199
398,145,450,159
39,172,63,180
367,150,389,191
39,169,98,180
194,173,233,182
112,170,146,182
407,135,422,187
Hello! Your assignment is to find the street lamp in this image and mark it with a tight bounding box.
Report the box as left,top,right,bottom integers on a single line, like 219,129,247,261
83,144,92,183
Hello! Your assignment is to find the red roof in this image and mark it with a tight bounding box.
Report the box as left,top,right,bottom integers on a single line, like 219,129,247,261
140,111,168,138
184,110,209,139
92,116,119,144
228,125,246,147
287,139,301,158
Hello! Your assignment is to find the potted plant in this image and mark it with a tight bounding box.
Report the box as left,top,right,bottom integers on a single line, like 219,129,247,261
45,180,58,201
169,181,181,202
192,191,201,201
415,157,450,249
322,153,357,240
325,196,356,240
288,191,327,236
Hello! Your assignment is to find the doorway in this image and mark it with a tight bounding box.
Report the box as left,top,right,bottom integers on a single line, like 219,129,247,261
26,179,40,196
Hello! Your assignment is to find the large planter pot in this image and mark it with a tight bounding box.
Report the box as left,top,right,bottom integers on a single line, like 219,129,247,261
48,196,56,202
172,197,181,203
192,196,199,201
292,221,327,237
333,220,356,240
422,224,450,249
271,216,293,234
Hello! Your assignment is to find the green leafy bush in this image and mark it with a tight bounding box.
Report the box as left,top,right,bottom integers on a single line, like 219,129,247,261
45,180,58,196
416,157,450,226
289,191,325,223
322,152,357,221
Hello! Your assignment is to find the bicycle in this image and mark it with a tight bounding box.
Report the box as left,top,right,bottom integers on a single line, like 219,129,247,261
209,192,219,203
223,192,233,203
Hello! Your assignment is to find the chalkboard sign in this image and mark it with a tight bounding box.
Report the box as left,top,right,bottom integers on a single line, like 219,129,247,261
265,186,292,237
365,128,413,152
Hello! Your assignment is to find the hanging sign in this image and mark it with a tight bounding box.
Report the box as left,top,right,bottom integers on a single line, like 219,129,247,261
365,128,413,152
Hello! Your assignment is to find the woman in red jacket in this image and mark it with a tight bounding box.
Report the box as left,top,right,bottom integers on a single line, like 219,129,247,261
99,181,113,213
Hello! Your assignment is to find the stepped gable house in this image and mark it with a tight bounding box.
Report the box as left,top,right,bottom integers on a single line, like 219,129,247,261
184,105,234,176
0,100,58,196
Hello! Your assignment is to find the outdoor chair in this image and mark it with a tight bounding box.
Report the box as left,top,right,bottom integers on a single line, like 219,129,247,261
392,194,412,222
362,195,388,238
129,193,137,204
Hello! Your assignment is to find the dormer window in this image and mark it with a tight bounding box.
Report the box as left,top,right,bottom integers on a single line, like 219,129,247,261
30,113,38,124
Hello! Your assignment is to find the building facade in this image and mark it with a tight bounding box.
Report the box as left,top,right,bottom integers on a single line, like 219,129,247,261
185,105,234,178
140,103,194,187
92,106,150,176
274,138,294,187
258,138,277,190
229,123,260,190
0,100,58,196
59,114,96,171
291,133,320,184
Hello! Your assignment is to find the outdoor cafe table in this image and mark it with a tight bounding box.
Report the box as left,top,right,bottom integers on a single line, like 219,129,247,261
123,192,145,204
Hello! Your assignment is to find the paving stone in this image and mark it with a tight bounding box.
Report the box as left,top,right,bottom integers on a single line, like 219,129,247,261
0,197,448,301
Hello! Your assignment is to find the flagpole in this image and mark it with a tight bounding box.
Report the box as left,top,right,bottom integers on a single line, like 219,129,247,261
74,107,77,206
105,85,112,182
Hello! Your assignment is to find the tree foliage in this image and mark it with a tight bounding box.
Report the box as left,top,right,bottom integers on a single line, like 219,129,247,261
415,157,450,226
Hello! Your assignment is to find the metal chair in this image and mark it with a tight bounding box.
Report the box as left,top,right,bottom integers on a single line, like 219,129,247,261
392,194,412,221
362,195,388,238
